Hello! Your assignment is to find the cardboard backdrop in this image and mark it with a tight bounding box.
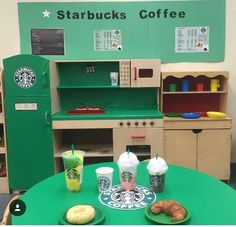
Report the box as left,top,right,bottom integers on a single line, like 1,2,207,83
18,0,225,62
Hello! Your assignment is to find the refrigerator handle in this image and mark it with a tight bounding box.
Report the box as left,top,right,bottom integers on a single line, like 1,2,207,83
42,72,49,91
44,111,51,126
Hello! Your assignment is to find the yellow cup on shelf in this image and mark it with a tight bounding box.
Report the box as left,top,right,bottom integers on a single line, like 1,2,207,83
210,79,220,92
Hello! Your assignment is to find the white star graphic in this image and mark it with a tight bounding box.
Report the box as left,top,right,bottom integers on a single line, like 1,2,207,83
42,9,51,18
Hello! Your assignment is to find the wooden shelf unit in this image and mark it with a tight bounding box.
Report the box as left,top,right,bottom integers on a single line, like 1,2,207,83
0,147,6,153
161,71,231,180
0,69,9,193
161,71,229,113
162,91,227,94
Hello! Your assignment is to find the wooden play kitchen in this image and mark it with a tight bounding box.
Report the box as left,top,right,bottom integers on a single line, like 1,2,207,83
0,55,232,192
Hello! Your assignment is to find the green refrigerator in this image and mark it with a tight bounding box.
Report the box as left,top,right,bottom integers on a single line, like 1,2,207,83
3,54,54,190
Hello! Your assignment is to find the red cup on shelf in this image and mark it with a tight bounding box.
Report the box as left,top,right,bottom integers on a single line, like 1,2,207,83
196,83,204,91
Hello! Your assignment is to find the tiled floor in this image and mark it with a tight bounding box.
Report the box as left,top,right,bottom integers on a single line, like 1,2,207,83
1,164,236,222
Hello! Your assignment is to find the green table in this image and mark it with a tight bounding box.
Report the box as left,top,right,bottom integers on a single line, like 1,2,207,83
12,162,236,225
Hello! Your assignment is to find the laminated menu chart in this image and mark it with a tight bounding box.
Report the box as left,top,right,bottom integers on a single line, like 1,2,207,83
94,30,122,51
175,26,209,53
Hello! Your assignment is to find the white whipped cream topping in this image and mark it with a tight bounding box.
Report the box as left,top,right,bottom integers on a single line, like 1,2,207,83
147,156,168,175
117,151,139,169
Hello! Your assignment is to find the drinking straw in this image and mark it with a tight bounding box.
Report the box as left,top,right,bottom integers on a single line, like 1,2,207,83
72,144,75,155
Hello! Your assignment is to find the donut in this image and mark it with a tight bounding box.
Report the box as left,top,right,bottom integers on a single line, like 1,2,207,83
66,205,95,224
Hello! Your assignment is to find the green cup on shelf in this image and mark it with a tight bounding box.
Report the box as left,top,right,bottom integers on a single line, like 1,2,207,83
169,83,177,92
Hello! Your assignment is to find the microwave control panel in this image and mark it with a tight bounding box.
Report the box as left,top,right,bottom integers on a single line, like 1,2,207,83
119,61,131,87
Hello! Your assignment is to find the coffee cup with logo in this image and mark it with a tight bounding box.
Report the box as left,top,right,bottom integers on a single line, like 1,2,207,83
110,72,119,86
147,156,168,193
117,151,139,191
62,150,85,192
95,167,114,193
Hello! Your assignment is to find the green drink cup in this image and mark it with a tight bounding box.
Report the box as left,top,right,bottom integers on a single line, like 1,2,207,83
62,150,85,192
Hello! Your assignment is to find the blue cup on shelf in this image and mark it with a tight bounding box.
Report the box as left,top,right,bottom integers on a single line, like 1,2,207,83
182,80,189,91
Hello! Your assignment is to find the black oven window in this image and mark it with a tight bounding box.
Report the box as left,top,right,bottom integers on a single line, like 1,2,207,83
139,69,153,78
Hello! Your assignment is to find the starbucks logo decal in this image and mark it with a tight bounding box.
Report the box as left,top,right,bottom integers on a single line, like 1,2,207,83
14,67,36,89
99,185,156,210
66,169,79,180
98,176,111,191
121,171,133,182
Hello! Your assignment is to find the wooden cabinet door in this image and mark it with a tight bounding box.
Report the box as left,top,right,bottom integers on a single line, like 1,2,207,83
164,130,197,169
197,129,231,180
130,59,160,87
113,128,163,161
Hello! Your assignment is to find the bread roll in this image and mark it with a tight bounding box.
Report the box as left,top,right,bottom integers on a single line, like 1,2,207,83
66,205,95,224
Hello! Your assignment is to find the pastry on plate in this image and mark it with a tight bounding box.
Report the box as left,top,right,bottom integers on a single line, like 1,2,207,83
151,200,186,222
66,205,95,224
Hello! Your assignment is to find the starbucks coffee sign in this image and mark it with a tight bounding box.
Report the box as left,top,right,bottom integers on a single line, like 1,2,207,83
99,185,156,210
18,1,225,62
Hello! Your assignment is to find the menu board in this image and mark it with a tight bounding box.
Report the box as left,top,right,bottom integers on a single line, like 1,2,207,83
31,29,64,55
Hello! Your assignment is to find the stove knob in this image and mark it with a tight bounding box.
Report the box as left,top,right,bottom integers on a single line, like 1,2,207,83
119,122,123,126
135,122,139,126
150,121,155,126
127,122,131,126
142,122,146,126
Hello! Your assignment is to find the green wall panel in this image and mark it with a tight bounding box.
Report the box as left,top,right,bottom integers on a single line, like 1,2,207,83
59,88,158,110
18,0,225,62
58,62,119,86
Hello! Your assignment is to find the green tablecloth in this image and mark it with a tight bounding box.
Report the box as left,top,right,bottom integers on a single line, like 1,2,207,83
12,162,236,225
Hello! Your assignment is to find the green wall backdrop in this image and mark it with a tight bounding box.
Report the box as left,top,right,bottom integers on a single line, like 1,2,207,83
18,0,225,62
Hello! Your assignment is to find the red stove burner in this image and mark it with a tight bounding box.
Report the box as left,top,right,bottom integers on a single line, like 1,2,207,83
67,106,105,114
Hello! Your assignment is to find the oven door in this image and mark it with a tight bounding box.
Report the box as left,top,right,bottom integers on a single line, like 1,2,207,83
113,127,163,161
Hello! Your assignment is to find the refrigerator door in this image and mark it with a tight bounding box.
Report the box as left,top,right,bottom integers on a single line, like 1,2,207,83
5,97,54,190
3,54,50,98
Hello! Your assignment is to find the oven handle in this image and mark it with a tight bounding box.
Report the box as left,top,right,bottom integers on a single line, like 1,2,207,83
134,67,137,80
131,134,146,139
